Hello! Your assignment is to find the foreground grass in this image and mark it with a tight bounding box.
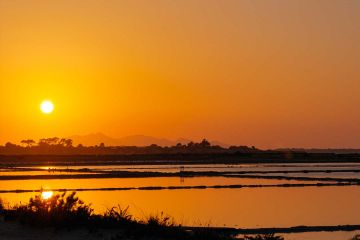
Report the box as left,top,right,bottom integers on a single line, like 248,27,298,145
0,191,284,240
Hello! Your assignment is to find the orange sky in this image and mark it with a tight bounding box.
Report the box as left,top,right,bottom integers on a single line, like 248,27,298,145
0,0,359,148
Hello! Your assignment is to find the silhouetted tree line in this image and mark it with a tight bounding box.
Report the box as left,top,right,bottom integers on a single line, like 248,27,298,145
0,138,259,155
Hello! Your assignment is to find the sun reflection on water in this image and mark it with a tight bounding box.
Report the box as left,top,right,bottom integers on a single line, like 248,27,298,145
41,191,53,200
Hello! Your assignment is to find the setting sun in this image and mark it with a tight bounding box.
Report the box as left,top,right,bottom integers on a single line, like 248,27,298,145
40,100,54,114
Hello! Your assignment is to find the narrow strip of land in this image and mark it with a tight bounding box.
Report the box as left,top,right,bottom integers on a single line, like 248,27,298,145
0,182,357,194
1,153,360,167
0,170,360,184
184,224,360,235
4,167,360,175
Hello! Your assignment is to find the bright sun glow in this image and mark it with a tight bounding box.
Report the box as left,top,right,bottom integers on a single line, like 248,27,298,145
41,191,53,200
40,100,54,114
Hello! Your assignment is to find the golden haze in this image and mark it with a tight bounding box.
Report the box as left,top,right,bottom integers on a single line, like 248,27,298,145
0,0,360,148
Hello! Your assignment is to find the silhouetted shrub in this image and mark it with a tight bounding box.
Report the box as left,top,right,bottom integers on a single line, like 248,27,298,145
146,212,176,227
351,234,360,240
10,191,93,227
240,233,284,240
102,205,133,226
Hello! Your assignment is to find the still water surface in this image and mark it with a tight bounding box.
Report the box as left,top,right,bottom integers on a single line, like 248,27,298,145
1,186,360,228
0,163,359,240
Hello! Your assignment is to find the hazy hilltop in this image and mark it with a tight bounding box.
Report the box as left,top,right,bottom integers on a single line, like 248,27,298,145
70,133,229,147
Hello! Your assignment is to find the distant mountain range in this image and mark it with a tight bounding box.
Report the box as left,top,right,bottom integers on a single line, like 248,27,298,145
70,133,229,147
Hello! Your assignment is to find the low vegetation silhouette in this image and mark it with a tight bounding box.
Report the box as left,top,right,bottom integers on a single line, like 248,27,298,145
0,191,238,240
0,138,258,155
239,234,284,240
2,138,358,167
